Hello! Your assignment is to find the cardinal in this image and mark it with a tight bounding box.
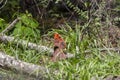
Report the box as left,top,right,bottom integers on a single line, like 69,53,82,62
51,33,67,62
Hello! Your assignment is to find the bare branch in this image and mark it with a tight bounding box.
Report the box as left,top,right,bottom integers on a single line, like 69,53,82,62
0,0,7,9
1,18,20,34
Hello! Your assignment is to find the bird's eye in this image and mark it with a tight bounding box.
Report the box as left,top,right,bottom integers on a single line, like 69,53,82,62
54,46,59,51
58,36,61,39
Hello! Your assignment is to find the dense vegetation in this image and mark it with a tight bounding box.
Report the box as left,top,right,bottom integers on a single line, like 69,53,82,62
0,0,120,80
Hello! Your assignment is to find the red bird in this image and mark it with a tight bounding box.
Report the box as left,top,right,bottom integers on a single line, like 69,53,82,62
54,33,66,49
51,33,67,62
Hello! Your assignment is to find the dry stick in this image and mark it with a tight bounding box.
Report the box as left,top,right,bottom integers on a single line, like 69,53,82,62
0,34,75,58
1,17,20,34
84,48,120,53
0,51,48,78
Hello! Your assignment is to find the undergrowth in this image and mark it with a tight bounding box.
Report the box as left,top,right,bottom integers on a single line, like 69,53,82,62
0,20,120,79
0,0,120,80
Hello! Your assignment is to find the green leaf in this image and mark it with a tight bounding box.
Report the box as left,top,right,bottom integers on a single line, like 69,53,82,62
15,21,22,28
21,14,39,28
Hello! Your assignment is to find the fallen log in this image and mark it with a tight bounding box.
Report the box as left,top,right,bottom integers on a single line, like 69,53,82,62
0,51,48,79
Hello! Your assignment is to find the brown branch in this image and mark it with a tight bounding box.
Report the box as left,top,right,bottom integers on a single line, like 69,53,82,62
1,18,20,34
0,51,48,78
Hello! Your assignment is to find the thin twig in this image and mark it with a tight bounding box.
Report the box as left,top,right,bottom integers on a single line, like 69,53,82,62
1,17,20,34
84,48,120,53
33,0,41,16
